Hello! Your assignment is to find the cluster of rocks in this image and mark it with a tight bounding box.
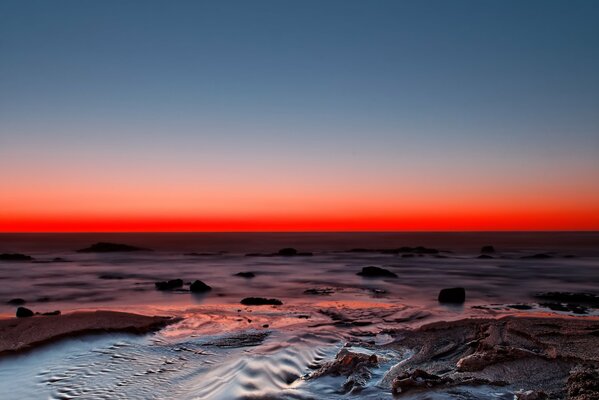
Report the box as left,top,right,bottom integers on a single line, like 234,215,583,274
15,307,60,318
245,248,313,257
154,279,212,293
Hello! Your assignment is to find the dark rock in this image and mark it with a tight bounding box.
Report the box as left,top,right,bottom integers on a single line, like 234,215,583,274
438,287,466,303
76,242,149,253
98,274,125,280
7,298,26,305
0,253,33,261
477,254,494,259
234,272,255,278
240,297,283,306
190,280,212,293
41,310,61,316
515,390,548,400
539,302,588,314
16,307,34,318
567,365,599,400
534,292,599,306
508,304,534,310
481,245,496,253
401,253,415,258
521,253,553,260
356,266,397,278
304,288,335,296
262,324,269,328
155,279,183,291
278,247,298,256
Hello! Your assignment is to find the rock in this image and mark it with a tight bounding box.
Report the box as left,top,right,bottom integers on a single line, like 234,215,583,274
304,288,335,296
356,266,397,278
234,272,255,278
309,348,378,393
0,253,33,261
481,245,496,253
16,307,34,318
515,390,548,400
456,345,540,372
278,248,298,256
521,253,553,260
240,297,283,306
76,242,149,253
7,298,26,305
154,279,183,290
477,254,494,259
534,292,599,306
567,365,599,400
438,287,466,303
190,280,212,293
41,310,61,316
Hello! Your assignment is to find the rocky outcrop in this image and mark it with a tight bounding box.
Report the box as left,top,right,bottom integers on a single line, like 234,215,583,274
76,242,149,253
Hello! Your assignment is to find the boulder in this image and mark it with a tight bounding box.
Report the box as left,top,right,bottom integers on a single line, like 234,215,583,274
154,279,183,291
76,242,149,253
190,280,212,293
16,307,34,318
356,266,397,278
240,297,283,306
481,245,496,253
438,287,466,303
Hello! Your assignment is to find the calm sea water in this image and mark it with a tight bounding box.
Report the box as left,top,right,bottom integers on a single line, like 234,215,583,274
0,232,598,399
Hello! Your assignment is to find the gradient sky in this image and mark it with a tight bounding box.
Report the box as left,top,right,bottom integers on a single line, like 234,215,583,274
1,0,598,232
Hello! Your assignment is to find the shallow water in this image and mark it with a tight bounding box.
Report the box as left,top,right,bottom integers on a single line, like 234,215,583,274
0,232,598,399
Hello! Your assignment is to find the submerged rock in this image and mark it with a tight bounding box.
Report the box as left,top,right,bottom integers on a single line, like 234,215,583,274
240,297,283,306
155,279,184,291
521,253,553,260
76,242,149,253
477,254,494,259
190,280,212,293
16,307,34,318
357,266,397,278
534,292,599,306
7,298,26,305
304,288,335,296
277,248,313,256
40,310,61,316
234,272,255,278
0,253,33,261
438,287,466,303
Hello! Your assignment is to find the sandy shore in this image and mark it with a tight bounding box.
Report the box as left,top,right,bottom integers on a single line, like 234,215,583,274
0,310,178,356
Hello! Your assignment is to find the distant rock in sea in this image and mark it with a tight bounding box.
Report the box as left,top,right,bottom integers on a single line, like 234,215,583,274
277,248,313,256
155,279,184,291
234,272,255,278
477,254,494,259
76,242,149,253
0,253,33,261
240,297,283,306
190,280,212,293
7,298,26,305
480,245,496,254
357,266,397,278
521,253,553,260
16,307,34,318
438,287,466,303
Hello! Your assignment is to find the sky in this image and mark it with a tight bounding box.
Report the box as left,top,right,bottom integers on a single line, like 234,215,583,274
1,0,598,232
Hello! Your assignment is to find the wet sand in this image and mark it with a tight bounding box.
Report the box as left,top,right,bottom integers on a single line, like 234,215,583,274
0,311,177,355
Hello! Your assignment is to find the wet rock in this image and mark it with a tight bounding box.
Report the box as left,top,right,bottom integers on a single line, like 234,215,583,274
521,253,553,260
539,302,588,314
240,297,283,306
438,287,466,303
204,331,270,348
190,280,212,293
76,242,149,253
309,349,378,393
481,245,496,253
277,248,313,256
534,292,599,307
392,369,450,394
7,298,26,305
41,310,61,316
304,288,335,296
154,279,183,291
567,365,599,400
0,253,33,261
456,346,541,372
508,304,534,310
477,254,494,259
234,272,255,278
16,307,34,318
515,389,548,400
357,266,397,278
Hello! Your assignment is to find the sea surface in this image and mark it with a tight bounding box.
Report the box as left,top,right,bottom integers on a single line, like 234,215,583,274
0,232,598,399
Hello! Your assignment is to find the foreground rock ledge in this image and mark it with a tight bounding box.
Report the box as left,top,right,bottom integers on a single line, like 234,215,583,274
0,310,177,355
